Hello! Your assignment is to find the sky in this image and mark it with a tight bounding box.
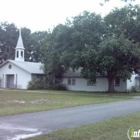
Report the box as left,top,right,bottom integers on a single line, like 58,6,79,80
0,0,139,32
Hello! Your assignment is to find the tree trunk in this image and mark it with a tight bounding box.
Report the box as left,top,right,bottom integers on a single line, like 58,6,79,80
108,76,115,93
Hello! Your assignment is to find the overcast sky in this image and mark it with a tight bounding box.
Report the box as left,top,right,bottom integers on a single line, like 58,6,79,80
0,0,139,32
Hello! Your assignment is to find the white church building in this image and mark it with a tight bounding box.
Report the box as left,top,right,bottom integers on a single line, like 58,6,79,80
0,29,139,92
0,29,43,89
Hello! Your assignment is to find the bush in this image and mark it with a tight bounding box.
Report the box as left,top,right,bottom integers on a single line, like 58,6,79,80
46,84,67,90
27,78,67,90
27,78,44,90
130,86,138,93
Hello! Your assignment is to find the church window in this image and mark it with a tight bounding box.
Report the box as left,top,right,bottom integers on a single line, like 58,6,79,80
21,51,23,58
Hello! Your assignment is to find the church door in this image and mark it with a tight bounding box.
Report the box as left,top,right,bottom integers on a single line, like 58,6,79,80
7,75,14,88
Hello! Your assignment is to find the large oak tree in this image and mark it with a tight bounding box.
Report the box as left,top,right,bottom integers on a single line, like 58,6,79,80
42,6,140,92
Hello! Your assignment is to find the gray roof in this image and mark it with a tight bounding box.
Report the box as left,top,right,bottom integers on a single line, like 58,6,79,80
63,69,82,78
63,68,106,78
0,60,44,74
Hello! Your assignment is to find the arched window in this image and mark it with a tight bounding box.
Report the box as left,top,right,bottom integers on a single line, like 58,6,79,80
21,51,23,58
8,64,12,69
17,51,19,58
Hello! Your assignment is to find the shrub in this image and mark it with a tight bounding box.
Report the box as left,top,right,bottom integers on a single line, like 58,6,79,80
47,84,67,90
130,86,138,93
27,78,43,90
27,78,67,90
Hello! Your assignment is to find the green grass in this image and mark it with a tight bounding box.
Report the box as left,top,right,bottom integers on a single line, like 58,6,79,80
0,89,139,116
24,111,140,140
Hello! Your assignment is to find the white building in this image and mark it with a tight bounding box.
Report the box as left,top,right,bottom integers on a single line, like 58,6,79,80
61,69,139,92
0,29,43,89
0,29,139,91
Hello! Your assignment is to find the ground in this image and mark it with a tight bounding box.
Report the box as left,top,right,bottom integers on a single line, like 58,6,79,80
0,89,140,140
0,89,134,117
25,111,140,140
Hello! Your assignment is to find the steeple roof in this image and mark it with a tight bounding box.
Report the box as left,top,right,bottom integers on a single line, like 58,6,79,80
16,29,24,49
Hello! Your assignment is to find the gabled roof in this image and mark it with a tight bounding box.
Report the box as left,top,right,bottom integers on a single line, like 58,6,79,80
63,69,81,78
63,68,106,78
0,60,44,74
16,29,24,49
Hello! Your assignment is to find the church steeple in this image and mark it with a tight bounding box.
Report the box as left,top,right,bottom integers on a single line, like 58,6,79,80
15,29,25,62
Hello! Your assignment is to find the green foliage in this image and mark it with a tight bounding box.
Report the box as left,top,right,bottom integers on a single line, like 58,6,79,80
1,4,140,93
21,28,48,62
0,90,131,117
104,4,140,43
41,24,69,84
27,78,43,90
0,22,47,63
129,85,140,93
45,84,67,90
29,31,48,62
27,78,67,90
41,6,140,93
0,22,18,63
41,11,105,85
100,5,140,92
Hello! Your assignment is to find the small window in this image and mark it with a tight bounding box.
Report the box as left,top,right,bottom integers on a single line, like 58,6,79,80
68,78,71,85
8,64,12,69
67,78,75,85
72,78,75,85
115,78,120,86
87,79,96,86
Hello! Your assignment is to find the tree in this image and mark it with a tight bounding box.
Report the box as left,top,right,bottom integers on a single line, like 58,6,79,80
101,36,140,92
61,11,106,69
100,0,135,7
23,30,48,62
80,5,140,92
41,25,68,85
0,22,18,63
81,34,140,92
41,11,105,85
20,27,32,61
31,31,48,62
42,7,140,92
104,4,140,42
0,22,46,63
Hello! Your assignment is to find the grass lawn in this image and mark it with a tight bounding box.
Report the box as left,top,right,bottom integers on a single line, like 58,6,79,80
24,111,140,140
0,89,139,117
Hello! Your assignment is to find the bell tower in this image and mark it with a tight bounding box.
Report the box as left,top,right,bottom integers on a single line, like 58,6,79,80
15,29,25,62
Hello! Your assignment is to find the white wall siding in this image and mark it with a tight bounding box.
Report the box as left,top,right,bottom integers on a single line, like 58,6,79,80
62,77,127,92
114,78,127,92
0,62,31,89
126,73,137,90
62,78,105,91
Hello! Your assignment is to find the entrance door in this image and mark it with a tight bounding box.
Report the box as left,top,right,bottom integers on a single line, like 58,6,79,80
7,75,14,88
